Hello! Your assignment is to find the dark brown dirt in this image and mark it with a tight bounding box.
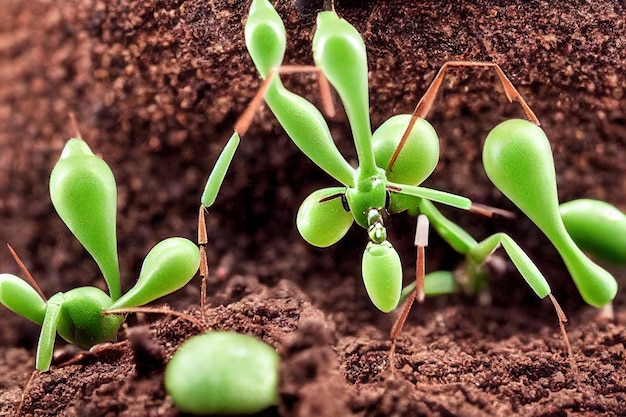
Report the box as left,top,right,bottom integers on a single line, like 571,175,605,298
1,0,625,416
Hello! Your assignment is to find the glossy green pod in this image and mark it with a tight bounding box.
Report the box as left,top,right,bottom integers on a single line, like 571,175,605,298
372,115,439,186
56,287,122,349
362,241,402,312
49,138,121,300
109,237,200,309
296,187,353,247
0,274,46,325
483,119,617,307
561,199,626,265
165,332,280,415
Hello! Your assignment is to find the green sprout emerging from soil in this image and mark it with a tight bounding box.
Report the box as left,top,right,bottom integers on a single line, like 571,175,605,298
234,0,618,351
0,137,200,371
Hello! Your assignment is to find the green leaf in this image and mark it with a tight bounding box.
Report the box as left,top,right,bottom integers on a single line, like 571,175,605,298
109,237,200,309
49,138,121,300
483,119,617,307
0,274,46,325
201,132,239,208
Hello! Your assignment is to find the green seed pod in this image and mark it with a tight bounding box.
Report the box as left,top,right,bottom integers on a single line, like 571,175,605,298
56,287,123,349
49,138,121,300
109,237,200,309
372,114,439,185
0,274,46,325
296,187,353,247
561,199,626,265
165,332,280,415
362,241,402,312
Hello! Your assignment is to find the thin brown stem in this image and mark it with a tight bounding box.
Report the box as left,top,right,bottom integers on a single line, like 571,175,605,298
7,244,46,302
103,306,205,330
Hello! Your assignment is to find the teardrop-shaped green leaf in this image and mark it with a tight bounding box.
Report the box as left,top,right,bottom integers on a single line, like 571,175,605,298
313,11,375,178
561,199,626,265
245,0,287,79
296,187,353,247
483,119,617,307
362,241,402,312
109,237,200,309
0,273,46,325
373,115,439,185
50,138,121,300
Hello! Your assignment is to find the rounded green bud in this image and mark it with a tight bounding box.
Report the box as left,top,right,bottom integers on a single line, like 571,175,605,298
373,114,439,185
561,199,626,265
50,138,121,300
56,287,123,349
165,332,280,415
109,237,200,309
296,187,353,247
245,0,286,79
362,241,402,312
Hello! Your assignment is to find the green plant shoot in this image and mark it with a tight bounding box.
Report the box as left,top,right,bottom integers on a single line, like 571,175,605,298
242,0,618,346
0,137,202,371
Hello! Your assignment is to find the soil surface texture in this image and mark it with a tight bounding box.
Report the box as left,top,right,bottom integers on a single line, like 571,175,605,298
1,0,625,416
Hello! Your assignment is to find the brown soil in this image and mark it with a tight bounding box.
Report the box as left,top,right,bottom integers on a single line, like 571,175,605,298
1,0,625,416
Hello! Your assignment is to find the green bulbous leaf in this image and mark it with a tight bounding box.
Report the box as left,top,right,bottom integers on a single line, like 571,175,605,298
483,119,617,307
373,115,439,185
0,274,46,325
56,287,122,349
109,237,200,309
296,187,353,247
50,138,121,300
313,11,376,178
245,0,286,79
362,241,402,312
165,331,280,415
561,199,626,265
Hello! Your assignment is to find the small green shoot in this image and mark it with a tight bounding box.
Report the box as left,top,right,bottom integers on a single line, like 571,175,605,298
0,137,201,371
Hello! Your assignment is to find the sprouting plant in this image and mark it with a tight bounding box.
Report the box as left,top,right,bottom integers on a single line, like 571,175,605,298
237,0,618,350
0,137,201,371
165,331,280,415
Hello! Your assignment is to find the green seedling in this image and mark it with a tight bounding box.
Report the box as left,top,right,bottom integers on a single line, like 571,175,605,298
165,331,280,415
197,132,240,319
0,138,201,371
238,0,617,351
560,199,626,265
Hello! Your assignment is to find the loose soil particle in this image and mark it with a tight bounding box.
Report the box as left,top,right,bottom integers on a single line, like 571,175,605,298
1,0,625,416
